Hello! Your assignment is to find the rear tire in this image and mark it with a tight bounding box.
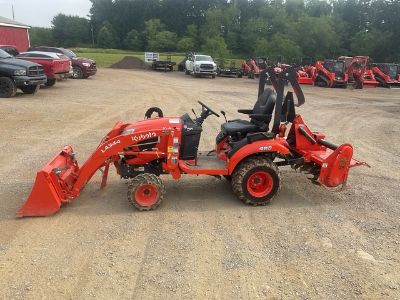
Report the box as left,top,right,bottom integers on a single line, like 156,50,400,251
127,173,166,211
72,66,83,79
20,85,39,94
0,77,17,98
45,78,56,87
232,156,280,206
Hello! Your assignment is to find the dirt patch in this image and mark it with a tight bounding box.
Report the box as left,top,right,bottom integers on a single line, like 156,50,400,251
110,56,148,69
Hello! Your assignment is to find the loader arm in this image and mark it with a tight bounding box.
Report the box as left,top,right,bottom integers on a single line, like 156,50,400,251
17,129,174,217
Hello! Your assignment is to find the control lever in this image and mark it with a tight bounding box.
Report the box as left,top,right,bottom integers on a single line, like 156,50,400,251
220,110,227,122
192,108,198,120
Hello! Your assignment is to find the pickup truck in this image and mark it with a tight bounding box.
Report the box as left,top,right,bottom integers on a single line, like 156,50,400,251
17,51,71,87
0,49,47,98
29,46,97,79
185,54,217,78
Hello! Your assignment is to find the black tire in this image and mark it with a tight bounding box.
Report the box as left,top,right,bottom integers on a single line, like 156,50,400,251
232,156,280,206
45,78,56,87
127,173,166,211
19,85,39,94
82,75,90,79
212,74,216,79
72,66,84,79
185,69,190,75
0,77,17,98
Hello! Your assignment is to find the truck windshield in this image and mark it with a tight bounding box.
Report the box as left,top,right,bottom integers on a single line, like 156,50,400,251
196,55,213,62
0,49,12,59
62,49,77,58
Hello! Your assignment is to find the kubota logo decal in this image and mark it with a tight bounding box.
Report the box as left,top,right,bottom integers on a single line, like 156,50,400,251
132,132,156,142
101,140,121,153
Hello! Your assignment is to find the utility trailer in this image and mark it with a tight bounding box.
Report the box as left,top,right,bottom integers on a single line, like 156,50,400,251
151,55,176,72
216,59,242,77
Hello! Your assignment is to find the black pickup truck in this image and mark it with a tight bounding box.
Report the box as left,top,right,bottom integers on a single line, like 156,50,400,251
0,49,47,98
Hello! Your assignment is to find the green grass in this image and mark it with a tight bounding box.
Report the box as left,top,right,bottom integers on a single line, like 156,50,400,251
71,48,243,69
72,48,186,68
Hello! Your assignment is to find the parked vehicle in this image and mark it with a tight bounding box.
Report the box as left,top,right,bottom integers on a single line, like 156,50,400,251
185,54,217,78
0,49,46,98
370,63,400,88
338,56,378,89
216,59,242,77
28,46,97,79
17,51,71,87
151,55,176,72
314,59,348,88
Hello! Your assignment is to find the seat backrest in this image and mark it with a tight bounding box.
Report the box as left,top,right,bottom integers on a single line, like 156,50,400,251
251,88,276,129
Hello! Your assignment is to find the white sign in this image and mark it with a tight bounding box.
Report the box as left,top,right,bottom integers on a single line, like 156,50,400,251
144,52,159,62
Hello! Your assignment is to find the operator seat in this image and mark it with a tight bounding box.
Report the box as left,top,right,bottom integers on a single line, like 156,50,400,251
221,88,276,138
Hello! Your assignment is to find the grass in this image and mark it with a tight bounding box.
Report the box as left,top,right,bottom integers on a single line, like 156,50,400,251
72,48,243,69
72,48,186,68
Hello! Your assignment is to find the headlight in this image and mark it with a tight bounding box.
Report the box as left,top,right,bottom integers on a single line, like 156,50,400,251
14,69,26,76
82,62,91,67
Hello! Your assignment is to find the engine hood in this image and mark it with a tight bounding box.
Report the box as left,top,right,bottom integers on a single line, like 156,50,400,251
123,117,183,134
194,60,216,65
72,57,95,64
0,57,41,68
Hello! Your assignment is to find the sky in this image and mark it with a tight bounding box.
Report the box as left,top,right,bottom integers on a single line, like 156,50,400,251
0,0,92,27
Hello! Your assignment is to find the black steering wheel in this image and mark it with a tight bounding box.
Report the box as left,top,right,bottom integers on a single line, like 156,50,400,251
198,101,220,117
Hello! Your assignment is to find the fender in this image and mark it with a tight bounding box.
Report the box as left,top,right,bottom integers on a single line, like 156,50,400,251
228,139,289,174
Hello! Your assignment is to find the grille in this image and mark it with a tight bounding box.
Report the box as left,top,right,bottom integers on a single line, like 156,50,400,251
90,63,97,69
200,64,213,70
28,66,45,77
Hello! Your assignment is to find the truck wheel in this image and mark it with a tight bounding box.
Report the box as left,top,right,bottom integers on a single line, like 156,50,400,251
72,66,84,79
0,77,17,98
20,85,39,94
212,74,216,79
45,78,56,87
185,69,190,75
127,173,166,211
232,156,281,206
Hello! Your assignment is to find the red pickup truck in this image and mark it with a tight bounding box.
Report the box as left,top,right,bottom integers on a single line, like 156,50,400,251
17,51,72,87
0,45,71,87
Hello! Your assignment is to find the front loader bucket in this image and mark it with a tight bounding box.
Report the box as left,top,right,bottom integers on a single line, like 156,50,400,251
17,146,79,217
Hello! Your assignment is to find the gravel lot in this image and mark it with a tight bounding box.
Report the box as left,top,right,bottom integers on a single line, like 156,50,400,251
0,69,399,299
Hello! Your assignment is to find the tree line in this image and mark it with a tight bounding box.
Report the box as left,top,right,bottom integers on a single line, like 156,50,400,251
29,0,400,63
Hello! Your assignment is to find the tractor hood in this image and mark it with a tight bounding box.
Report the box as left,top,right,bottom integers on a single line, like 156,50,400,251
122,117,183,135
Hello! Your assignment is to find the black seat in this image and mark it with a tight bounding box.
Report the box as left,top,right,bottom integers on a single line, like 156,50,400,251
221,88,276,138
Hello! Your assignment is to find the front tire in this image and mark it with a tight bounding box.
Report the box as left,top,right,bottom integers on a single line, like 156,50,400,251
72,66,84,79
45,78,56,87
127,173,166,211
0,77,17,98
232,156,280,206
20,85,39,95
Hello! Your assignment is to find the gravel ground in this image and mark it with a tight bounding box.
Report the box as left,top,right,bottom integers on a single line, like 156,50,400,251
0,69,399,299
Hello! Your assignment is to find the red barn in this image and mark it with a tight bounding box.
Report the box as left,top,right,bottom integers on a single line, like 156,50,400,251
0,16,30,52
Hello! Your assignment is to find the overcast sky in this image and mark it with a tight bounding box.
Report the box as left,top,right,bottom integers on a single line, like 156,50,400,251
0,0,92,27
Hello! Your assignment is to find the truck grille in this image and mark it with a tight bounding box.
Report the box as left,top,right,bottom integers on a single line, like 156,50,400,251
28,66,45,77
200,64,213,70
90,63,97,69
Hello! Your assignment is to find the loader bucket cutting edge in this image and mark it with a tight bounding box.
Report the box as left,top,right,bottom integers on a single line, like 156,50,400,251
17,146,80,218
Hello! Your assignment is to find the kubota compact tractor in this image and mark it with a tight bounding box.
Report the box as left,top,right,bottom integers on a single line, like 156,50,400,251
314,59,348,88
370,63,400,88
17,67,366,217
339,56,378,89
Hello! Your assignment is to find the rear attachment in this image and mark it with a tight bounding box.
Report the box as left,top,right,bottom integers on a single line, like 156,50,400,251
17,146,79,217
288,115,367,188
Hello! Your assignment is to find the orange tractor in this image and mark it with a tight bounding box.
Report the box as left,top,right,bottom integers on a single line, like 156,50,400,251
338,56,378,89
18,67,366,217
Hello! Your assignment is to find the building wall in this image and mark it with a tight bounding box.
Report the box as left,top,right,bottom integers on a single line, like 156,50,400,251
0,26,30,52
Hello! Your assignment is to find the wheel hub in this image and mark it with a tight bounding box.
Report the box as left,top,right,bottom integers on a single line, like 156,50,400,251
247,171,273,197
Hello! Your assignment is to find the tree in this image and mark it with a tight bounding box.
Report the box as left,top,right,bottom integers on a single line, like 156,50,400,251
148,31,178,51
123,29,143,51
262,34,303,61
97,26,117,48
52,14,91,47
29,27,54,46
202,36,229,59
177,37,196,52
